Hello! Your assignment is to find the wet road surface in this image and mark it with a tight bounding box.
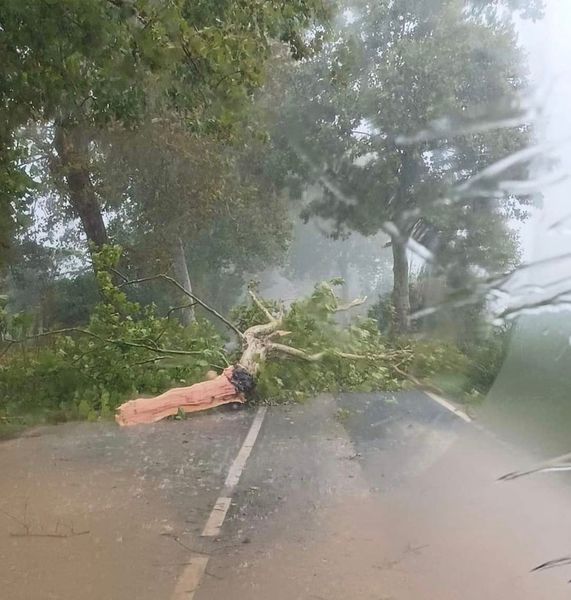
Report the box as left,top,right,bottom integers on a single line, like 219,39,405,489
2,391,571,599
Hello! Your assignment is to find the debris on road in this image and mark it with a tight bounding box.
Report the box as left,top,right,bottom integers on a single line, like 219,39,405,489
115,367,245,426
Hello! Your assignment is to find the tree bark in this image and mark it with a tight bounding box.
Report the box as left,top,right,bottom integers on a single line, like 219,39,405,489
54,123,108,250
115,366,244,426
171,236,195,326
337,249,351,326
391,236,410,335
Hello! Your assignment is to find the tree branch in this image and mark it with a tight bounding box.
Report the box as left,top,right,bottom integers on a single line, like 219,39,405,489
268,330,292,339
332,297,367,312
321,281,367,312
1,328,206,357
268,343,326,362
118,274,244,339
495,288,571,321
248,289,277,323
106,0,146,28
243,320,281,341
109,267,129,282
269,343,401,364
165,302,198,320
10,530,90,539
334,350,375,360
0,340,16,359
214,70,242,89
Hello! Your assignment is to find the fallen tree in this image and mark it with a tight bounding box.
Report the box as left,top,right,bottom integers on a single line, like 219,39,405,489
1,247,413,426
115,366,246,426
115,281,411,426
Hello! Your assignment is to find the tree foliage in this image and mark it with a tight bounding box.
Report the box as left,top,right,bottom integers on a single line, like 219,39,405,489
0,0,546,430
250,282,410,401
0,246,227,420
102,118,291,272
0,0,330,254
1,246,413,424
270,0,535,332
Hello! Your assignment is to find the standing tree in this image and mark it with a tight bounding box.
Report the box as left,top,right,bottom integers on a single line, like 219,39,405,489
98,116,292,324
271,0,538,333
0,0,329,260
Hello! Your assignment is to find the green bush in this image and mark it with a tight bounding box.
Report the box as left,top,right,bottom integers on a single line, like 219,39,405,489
406,339,471,379
400,325,512,400
461,325,512,394
0,247,227,423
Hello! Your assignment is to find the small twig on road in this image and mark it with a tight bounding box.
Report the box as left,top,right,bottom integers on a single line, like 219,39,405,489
204,567,224,580
0,508,30,535
404,543,430,556
10,530,89,539
2,508,89,538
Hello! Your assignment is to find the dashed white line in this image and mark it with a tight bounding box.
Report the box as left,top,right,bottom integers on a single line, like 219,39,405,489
171,555,210,600
172,406,267,599
201,496,232,537
423,390,472,423
224,406,267,490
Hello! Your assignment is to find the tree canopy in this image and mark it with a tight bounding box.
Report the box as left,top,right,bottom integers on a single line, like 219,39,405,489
270,0,535,331
0,0,330,255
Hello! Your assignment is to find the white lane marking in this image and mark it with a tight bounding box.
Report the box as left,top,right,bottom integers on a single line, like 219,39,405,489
172,406,267,599
171,555,210,600
423,391,472,423
201,406,267,539
201,496,232,537
224,406,267,490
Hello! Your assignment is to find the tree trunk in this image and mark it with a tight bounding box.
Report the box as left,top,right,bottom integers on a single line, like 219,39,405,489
338,249,351,326
171,236,195,326
116,366,244,426
54,123,108,250
391,236,410,335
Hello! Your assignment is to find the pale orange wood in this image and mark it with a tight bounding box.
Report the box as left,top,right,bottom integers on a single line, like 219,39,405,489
115,367,244,426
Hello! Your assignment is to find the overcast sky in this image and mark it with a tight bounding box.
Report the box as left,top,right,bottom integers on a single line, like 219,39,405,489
491,0,571,312
518,0,571,262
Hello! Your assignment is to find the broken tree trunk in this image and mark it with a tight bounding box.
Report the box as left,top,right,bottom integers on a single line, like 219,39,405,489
115,287,366,427
115,367,245,426
115,292,276,427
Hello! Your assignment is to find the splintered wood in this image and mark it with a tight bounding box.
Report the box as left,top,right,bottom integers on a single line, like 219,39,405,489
115,287,366,426
115,367,244,426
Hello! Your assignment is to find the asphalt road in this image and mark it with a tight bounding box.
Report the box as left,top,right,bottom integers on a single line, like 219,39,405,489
2,391,571,599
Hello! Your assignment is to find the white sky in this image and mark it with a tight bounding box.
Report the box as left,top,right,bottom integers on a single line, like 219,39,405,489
493,0,571,313
517,0,571,263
